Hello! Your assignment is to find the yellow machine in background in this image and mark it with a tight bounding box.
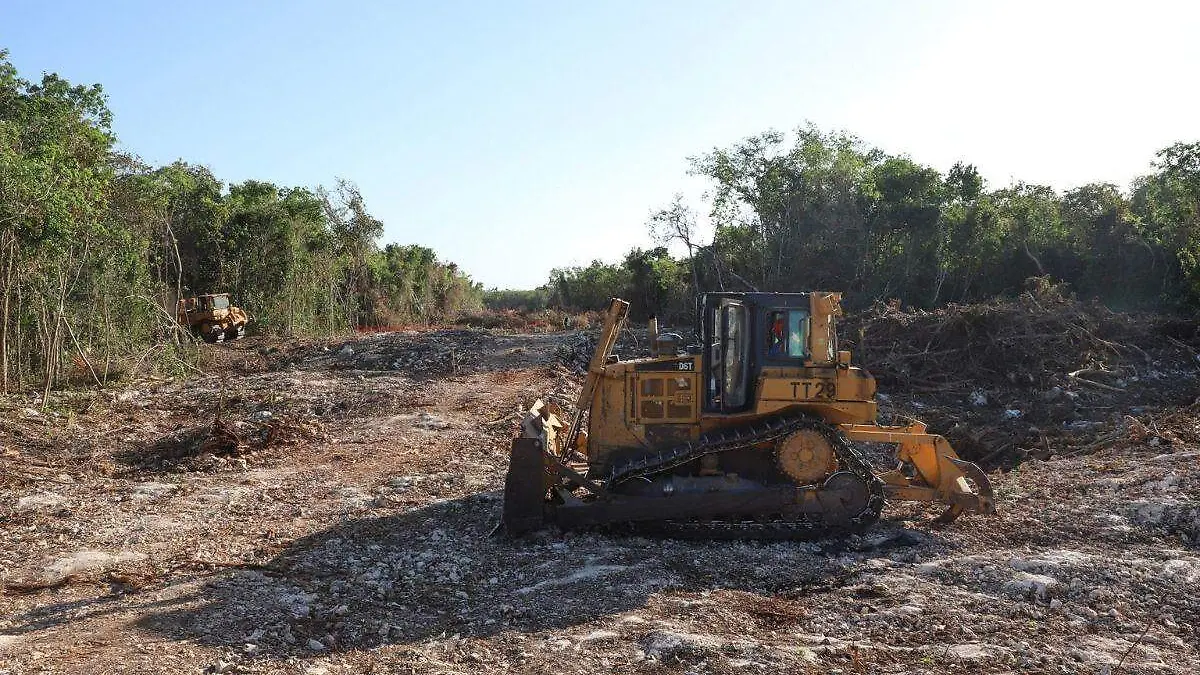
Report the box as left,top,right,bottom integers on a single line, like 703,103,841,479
504,292,994,537
176,293,249,344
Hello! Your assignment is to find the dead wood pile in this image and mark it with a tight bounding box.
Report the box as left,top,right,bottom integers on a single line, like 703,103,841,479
843,285,1198,395
842,283,1200,465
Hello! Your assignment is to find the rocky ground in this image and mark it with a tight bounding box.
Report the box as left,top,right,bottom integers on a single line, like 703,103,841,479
1,325,1199,674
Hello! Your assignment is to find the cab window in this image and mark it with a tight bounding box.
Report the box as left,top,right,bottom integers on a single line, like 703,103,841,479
766,310,809,358
722,303,748,408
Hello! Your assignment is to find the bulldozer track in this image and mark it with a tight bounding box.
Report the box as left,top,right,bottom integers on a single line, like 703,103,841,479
602,414,886,538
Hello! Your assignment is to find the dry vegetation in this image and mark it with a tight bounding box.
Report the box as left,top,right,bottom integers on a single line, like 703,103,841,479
2,299,1199,674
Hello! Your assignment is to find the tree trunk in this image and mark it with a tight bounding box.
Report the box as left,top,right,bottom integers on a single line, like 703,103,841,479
42,291,61,407
14,281,23,388
0,235,14,393
166,217,185,343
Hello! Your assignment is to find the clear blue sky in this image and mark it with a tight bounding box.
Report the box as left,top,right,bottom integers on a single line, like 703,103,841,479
3,1,1198,289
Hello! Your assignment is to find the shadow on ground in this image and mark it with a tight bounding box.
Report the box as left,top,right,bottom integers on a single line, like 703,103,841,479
129,494,945,659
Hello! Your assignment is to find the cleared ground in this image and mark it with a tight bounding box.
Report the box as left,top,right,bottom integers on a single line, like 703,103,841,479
1,327,1198,674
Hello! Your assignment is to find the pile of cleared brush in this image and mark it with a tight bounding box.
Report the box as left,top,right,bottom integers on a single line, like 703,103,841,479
843,281,1199,396
839,281,1200,466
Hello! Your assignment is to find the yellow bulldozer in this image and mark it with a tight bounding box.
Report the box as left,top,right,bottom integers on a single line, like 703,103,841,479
176,293,249,343
503,292,995,538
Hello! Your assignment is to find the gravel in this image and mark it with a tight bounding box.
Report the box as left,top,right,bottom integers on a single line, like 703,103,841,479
0,327,1197,673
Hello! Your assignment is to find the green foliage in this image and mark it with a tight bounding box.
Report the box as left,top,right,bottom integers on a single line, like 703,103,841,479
0,49,124,394
548,125,1199,321
545,247,690,322
484,287,551,312
369,243,482,325
684,127,1195,310
1132,142,1200,297
4,42,1199,393
621,247,690,321
547,260,631,313
0,51,482,392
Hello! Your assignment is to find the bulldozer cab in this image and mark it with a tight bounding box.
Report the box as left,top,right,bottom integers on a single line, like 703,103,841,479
203,294,230,311
702,292,834,414
178,293,230,319
192,294,230,314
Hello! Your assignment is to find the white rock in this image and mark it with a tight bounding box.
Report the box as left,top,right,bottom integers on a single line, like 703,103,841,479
307,638,325,651
413,412,452,430
44,550,147,579
578,630,619,643
131,482,177,500
16,492,65,512
515,563,630,595
1161,559,1200,583
1009,549,1091,573
947,643,1009,661
641,630,723,660
1004,572,1059,600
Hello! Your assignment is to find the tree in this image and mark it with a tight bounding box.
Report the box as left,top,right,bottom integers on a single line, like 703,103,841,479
320,179,384,327
690,125,878,293
648,194,703,298
0,50,117,394
0,49,486,392
1133,142,1200,297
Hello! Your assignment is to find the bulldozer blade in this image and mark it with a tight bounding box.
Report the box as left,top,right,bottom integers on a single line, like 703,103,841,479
933,504,965,525
947,456,996,515
932,458,995,524
502,436,548,536
846,423,997,522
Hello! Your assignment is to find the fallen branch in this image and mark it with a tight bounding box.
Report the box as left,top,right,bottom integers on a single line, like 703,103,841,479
1061,429,1125,457
1114,615,1155,674
4,574,84,595
1069,374,1125,393
1164,335,1199,359
1067,368,1119,379
976,442,1015,465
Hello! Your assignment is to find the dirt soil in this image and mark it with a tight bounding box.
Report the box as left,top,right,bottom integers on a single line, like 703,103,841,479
2,322,1199,674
